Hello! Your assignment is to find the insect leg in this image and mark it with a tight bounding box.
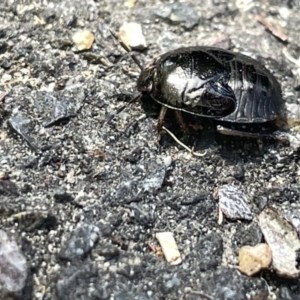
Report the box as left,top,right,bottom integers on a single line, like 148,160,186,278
217,125,289,142
156,106,168,141
174,110,190,135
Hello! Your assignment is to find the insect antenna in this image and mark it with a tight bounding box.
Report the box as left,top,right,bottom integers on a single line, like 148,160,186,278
105,93,142,124
105,29,144,124
109,29,144,71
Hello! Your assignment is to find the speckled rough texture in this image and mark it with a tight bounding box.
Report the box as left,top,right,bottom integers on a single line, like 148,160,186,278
1,0,300,299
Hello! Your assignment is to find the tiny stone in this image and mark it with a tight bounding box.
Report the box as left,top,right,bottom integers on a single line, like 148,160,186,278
72,29,95,51
20,68,30,75
278,6,291,20
154,3,199,30
126,0,137,8
0,230,27,298
162,156,172,168
1,73,12,82
239,243,272,276
119,22,147,50
1,58,11,69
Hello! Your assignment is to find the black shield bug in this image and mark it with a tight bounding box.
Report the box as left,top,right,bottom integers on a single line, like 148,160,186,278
109,29,288,151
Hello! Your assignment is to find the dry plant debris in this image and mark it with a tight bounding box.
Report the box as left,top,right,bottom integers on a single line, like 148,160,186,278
256,15,288,42
156,232,182,265
216,185,252,221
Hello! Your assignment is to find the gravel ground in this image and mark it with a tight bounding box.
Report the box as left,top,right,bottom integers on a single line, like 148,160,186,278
1,0,300,299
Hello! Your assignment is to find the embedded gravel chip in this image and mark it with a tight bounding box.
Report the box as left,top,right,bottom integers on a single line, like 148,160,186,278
258,208,300,278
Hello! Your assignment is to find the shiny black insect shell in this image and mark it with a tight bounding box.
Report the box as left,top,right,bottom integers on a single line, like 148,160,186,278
137,46,283,124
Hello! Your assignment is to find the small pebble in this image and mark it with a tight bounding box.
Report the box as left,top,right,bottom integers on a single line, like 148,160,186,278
0,230,27,297
119,22,147,50
1,73,12,82
278,6,291,20
72,29,95,51
126,0,137,8
239,243,272,276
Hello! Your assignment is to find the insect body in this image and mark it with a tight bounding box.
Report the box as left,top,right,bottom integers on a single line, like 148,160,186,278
137,46,283,134
110,29,285,144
